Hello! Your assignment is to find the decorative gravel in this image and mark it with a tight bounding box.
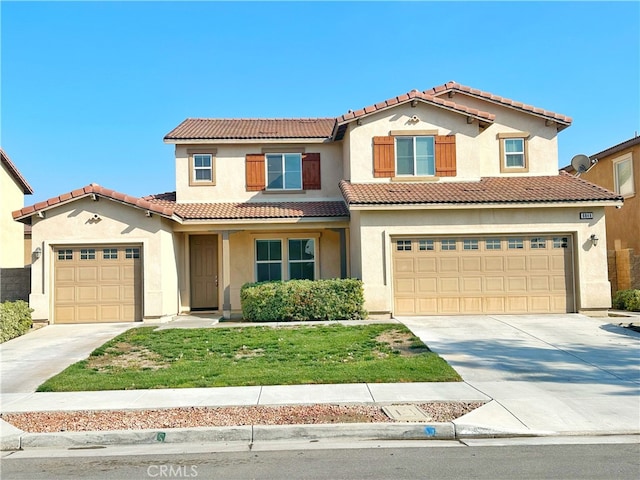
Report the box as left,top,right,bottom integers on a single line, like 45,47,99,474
1,402,484,433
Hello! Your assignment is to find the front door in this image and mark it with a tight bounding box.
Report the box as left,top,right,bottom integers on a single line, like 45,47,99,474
190,235,218,310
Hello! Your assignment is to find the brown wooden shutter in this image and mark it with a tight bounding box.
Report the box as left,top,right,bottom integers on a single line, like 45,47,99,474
435,135,456,177
373,136,395,178
302,152,321,190
245,153,265,191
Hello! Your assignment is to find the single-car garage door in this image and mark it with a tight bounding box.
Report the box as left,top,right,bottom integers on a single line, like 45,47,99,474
393,235,574,315
54,245,142,323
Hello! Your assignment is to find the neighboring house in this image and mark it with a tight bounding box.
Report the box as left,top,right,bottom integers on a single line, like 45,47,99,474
1,148,33,267
13,82,622,324
1,148,34,302
575,136,639,293
24,224,32,266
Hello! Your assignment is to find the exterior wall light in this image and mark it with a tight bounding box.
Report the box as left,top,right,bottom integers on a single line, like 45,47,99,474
34,246,42,260
589,234,599,247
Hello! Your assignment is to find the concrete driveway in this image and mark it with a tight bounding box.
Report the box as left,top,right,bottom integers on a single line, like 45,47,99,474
0,323,136,394
398,314,640,435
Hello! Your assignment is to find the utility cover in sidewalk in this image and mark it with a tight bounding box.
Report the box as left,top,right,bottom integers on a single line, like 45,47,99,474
382,405,432,422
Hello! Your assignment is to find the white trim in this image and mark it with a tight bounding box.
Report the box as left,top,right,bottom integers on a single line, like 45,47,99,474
612,152,635,197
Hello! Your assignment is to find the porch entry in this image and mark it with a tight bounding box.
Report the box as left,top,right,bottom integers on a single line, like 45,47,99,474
190,235,218,310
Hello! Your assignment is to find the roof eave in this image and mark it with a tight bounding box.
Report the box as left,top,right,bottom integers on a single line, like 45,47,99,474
345,200,622,210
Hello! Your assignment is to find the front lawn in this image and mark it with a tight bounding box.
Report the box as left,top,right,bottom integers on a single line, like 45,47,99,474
37,323,461,391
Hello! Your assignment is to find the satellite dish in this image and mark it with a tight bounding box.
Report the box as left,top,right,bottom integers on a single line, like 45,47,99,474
571,154,591,175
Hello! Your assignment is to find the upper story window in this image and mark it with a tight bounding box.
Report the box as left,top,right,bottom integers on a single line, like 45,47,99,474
498,132,530,173
395,136,435,176
613,153,635,197
266,153,302,190
188,149,216,186
373,133,456,178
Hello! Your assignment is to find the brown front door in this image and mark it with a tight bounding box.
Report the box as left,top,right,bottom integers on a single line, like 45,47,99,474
190,235,218,310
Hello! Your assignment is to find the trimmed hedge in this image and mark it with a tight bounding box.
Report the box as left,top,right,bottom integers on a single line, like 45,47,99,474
612,289,640,312
0,300,33,343
240,278,367,322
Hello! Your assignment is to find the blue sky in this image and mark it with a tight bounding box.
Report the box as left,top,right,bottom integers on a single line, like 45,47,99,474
2,1,639,204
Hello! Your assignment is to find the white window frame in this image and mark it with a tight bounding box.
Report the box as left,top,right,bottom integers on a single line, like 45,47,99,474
192,153,213,183
503,138,525,168
395,136,435,177
265,153,302,191
613,153,635,197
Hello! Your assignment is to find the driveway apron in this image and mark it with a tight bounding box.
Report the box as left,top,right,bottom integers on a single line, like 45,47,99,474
398,314,640,435
0,323,135,394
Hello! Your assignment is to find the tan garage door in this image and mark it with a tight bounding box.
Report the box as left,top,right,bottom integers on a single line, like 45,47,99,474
393,236,574,315
54,245,142,323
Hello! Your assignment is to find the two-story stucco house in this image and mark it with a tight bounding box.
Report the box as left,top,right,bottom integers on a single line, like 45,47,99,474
14,82,622,324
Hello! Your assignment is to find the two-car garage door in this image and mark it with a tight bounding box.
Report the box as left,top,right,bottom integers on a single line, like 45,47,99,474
393,235,574,315
54,245,142,323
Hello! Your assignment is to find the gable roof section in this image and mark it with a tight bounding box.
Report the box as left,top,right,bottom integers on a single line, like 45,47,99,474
12,184,176,222
590,135,640,160
425,81,573,129
164,118,336,141
1,148,34,194
144,192,349,220
339,172,621,207
333,89,496,139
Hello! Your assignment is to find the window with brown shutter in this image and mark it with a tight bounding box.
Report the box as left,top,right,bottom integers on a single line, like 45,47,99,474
246,153,265,191
435,135,456,177
302,152,321,190
373,136,395,178
373,134,457,178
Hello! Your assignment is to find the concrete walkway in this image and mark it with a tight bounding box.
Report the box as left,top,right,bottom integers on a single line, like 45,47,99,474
0,323,136,394
1,314,639,449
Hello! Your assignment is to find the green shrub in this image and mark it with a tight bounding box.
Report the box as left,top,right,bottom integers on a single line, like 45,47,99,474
240,278,367,322
612,289,640,312
0,300,34,343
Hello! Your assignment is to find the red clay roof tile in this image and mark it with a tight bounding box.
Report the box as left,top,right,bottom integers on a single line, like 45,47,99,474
164,118,336,141
339,173,621,206
143,192,349,221
425,81,572,127
13,184,176,221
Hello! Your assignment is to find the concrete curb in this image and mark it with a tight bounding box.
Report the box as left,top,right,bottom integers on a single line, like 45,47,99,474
1,421,547,451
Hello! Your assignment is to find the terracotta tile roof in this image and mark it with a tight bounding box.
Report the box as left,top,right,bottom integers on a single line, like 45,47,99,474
336,89,496,126
12,184,175,221
339,172,621,207
1,148,33,194
144,192,349,220
164,118,336,141
425,81,573,127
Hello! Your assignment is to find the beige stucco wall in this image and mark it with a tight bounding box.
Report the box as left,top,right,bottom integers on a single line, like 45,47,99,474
344,101,560,183
349,205,610,314
28,197,179,323
1,162,27,268
174,142,344,203
228,228,343,311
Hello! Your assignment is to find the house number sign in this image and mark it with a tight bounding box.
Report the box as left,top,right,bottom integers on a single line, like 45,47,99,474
580,212,593,220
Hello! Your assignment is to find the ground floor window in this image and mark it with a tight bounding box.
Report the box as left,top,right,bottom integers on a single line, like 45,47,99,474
255,237,316,282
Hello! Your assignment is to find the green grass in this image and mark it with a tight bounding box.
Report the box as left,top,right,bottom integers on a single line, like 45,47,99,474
37,324,461,391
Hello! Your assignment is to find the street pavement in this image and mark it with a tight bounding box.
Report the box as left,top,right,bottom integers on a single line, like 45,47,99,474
1,313,639,450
